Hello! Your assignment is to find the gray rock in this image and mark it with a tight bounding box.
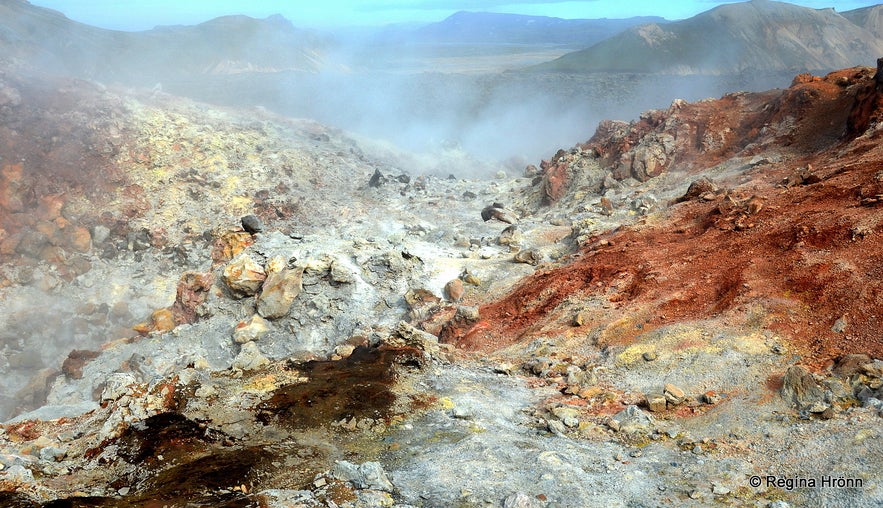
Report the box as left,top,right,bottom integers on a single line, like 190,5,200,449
503,492,538,508
4,465,34,483
611,405,653,433
330,461,394,492
547,419,567,436
241,214,264,234
781,365,827,411
231,342,270,371
91,225,111,245
39,446,66,462
863,397,883,410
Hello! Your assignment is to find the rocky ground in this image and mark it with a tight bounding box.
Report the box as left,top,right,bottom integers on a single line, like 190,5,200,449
0,62,881,507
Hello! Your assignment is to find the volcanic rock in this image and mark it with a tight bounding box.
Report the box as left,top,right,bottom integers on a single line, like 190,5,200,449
781,365,827,412
233,314,270,344
222,254,267,297
444,278,465,302
256,256,303,319
240,214,263,234
231,341,270,371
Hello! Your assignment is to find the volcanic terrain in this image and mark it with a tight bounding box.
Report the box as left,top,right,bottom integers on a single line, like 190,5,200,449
0,1,882,507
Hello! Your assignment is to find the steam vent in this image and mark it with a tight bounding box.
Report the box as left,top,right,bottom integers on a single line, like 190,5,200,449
0,0,881,506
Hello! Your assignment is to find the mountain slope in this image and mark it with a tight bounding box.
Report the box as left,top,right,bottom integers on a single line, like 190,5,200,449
843,4,883,34
0,0,327,79
413,11,666,47
530,0,883,74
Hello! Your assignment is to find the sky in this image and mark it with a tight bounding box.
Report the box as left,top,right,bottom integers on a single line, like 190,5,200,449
28,0,883,31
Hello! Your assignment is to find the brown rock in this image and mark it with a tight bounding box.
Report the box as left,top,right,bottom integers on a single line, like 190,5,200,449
542,163,569,205
223,254,267,297
664,383,686,405
445,278,465,302
513,249,541,265
781,365,827,411
677,177,719,203
61,349,100,379
68,226,92,253
212,231,254,264
151,308,176,332
645,392,667,412
256,257,303,319
171,271,214,323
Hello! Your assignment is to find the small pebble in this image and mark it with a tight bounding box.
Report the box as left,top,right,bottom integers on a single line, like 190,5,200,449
643,352,658,361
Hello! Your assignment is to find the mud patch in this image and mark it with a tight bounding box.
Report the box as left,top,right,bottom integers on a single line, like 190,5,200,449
257,345,425,428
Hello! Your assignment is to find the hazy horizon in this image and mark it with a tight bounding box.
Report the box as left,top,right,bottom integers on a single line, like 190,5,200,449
28,0,883,31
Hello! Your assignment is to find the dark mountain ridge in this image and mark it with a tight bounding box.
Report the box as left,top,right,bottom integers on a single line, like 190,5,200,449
529,0,883,74
412,11,667,47
0,0,328,81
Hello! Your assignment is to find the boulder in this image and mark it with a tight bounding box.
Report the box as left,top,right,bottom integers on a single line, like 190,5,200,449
781,365,827,412
330,461,394,492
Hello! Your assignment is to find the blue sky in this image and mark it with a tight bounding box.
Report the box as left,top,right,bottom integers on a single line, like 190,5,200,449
30,0,881,30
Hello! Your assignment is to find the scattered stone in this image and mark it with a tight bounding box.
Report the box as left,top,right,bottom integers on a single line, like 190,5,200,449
241,214,263,234
233,314,270,344
451,406,472,420
256,256,303,319
831,316,848,333
572,311,591,326
645,392,667,412
368,169,387,188
564,365,597,392
611,405,653,434
481,203,516,224
333,344,356,359
39,446,66,462
232,341,270,371
329,258,357,284
455,305,480,322
692,445,703,455
503,492,538,508
388,321,439,353
493,363,515,375
702,391,722,405
513,248,541,265
223,254,267,297
832,354,871,378
91,224,111,245
663,384,686,405
677,176,719,203
599,196,614,215
445,278,465,302
547,419,567,436
498,225,522,246
330,461,394,492
61,349,101,379
642,351,658,361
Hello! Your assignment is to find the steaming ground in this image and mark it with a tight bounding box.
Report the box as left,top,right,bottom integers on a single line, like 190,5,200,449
163,68,798,176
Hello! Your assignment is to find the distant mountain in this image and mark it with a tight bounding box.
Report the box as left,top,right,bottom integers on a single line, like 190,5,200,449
529,0,883,74
0,0,328,80
412,11,667,47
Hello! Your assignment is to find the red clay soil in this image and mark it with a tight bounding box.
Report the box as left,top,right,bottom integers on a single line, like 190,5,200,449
442,67,883,364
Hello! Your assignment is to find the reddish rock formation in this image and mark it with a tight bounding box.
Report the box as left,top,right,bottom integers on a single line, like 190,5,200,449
445,67,883,364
